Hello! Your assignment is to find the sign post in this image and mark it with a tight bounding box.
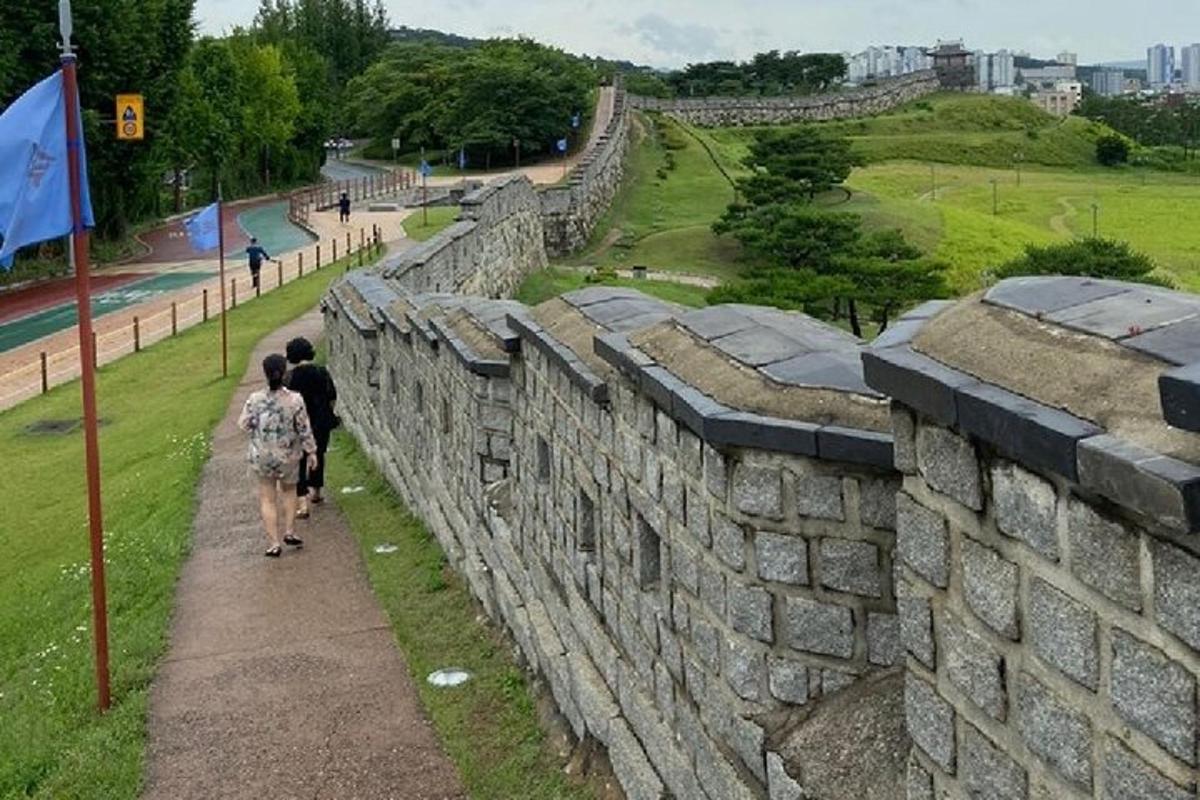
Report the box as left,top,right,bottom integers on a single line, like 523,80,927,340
217,183,228,378
391,137,400,163
419,150,432,227
115,93,143,141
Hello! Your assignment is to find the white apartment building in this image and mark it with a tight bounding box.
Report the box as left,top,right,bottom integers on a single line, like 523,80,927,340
1057,51,1079,65
1090,69,1126,97
845,45,933,83
971,49,1015,91
1148,43,1176,87
1183,44,1200,90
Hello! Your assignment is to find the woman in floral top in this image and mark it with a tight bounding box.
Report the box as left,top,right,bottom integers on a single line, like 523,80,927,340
238,353,318,557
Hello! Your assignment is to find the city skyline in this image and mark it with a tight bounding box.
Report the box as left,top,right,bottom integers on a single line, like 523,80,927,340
194,0,1197,69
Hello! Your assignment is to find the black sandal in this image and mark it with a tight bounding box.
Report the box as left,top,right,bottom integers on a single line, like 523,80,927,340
283,534,303,548
265,545,282,558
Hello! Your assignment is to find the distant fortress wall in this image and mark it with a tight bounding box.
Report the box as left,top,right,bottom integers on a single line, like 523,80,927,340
628,70,943,127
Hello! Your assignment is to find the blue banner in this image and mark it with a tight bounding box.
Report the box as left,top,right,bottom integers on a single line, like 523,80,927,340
556,138,568,153
183,202,220,253
419,159,433,177
0,70,95,267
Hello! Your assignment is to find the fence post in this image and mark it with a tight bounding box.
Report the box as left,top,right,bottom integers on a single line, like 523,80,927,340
133,316,141,353
40,352,48,393
359,246,364,268
171,302,178,336
203,288,209,321
316,244,321,269
256,275,262,298
299,251,304,277
232,278,237,308
346,231,351,253
332,239,338,263
277,260,284,288
360,227,365,252
92,331,98,370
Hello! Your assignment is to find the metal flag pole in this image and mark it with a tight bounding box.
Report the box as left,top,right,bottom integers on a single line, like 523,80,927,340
60,0,111,713
217,182,228,377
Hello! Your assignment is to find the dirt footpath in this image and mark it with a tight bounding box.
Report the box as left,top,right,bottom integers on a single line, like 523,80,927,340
141,309,464,800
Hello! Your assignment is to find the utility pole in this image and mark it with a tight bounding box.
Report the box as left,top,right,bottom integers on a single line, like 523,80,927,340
930,164,936,201
1014,151,1023,187
1092,202,1100,238
991,178,998,216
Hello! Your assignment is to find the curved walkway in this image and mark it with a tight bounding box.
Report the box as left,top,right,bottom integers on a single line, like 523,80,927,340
141,309,464,800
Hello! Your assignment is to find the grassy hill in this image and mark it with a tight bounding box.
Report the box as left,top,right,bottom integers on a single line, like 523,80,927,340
702,93,1114,169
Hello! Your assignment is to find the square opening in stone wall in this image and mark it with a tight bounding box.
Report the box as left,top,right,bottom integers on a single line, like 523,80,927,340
636,513,662,590
352,351,358,374
415,380,424,415
536,435,551,482
578,490,596,552
389,366,398,396
441,397,452,434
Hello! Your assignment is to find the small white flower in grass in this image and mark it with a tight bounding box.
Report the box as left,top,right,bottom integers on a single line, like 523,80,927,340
341,485,365,494
373,543,398,554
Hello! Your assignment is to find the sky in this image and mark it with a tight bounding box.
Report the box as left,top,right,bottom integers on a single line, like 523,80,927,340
194,0,1196,68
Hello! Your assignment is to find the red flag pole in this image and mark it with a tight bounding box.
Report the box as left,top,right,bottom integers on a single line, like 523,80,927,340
61,12,111,712
217,183,228,377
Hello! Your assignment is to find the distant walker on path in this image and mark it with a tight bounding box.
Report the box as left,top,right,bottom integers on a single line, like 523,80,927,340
245,237,275,290
338,192,351,224
237,353,318,557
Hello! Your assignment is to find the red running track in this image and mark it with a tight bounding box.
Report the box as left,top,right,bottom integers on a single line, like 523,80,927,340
0,272,147,325
129,202,261,265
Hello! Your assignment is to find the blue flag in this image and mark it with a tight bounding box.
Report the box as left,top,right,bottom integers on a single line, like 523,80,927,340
0,70,95,268
184,202,220,252
556,138,569,153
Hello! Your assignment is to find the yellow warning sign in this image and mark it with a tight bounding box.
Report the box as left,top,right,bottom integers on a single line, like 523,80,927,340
116,94,144,141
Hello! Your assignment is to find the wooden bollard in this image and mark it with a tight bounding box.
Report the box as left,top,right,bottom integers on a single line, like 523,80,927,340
133,316,141,352
171,302,178,335
203,288,209,321
298,252,304,277
232,278,238,308
360,228,365,251
358,246,364,268
40,351,48,393
92,332,98,370
277,260,284,288
316,244,321,269
332,239,338,262
346,231,351,253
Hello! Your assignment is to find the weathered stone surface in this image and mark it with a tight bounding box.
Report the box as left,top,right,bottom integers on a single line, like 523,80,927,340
942,612,1007,720
766,751,802,800
906,753,934,800
1110,629,1196,765
891,404,918,474
784,596,854,659
1151,539,1200,652
961,538,1019,640
728,581,773,643
731,462,784,519
755,531,809,585
1102,737,1194,800
608,717,667,800
897,493,949,588
899,594,935,669
961,723,1027,800
1028,578,1097,691
859,476,900,529
867,612,901,666
795,473,845,521
991,462,1059,561
724,636,764,701
767,656,808,705
819,539,883,597
916,424,982,510
1067,499,1142,611
905,673,955,772
712,512,747,571
1017,672,1093,791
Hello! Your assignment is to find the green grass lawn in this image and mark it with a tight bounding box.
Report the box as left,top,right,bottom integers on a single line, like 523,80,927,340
403,206,460,242
328,432,604,799
562,113,746,280
0,255,378,799
516,267,710,308
848,161,1200,291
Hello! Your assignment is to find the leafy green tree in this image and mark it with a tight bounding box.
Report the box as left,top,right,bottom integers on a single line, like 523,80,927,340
733,126,860,204
833,230,948,334
993,238,1168,286
1095,134,1129,166
715,204,862,271
667,51,846,97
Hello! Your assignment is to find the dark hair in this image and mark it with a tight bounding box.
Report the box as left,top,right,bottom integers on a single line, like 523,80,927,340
286,336,315,364
250,237,258,244
263,354,288,390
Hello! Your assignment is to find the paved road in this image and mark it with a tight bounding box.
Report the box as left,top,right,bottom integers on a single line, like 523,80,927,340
322,156,388,183
141,310,465,800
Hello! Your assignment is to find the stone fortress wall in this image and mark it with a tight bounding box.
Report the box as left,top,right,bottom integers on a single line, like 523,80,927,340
628,70,943,127
325,71,1200,800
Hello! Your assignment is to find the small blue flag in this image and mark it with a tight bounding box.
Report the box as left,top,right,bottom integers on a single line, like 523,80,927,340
0,70,95,268
184,202,220,253
556,138,569,153
458,147,467,170
419,159,433,178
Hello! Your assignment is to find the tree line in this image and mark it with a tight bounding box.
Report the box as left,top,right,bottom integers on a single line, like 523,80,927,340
623,51,847,99
344,39,595,168
1077,95,1200,164
0,0,389,249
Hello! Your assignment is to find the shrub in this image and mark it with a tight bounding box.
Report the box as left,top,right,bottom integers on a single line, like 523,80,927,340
1096,134,1130,166
992,237,1168,286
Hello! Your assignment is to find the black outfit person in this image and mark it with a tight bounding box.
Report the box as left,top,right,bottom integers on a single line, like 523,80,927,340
285,343,338,500
338,193,351,224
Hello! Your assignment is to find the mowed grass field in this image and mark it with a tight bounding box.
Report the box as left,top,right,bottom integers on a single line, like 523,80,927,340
0,260,359,798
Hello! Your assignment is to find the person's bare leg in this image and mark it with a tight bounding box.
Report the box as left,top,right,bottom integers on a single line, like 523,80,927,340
280,483,300,542
257,478,281,550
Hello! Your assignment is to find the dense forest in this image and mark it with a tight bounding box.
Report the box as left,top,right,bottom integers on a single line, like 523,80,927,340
0,0,389,255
